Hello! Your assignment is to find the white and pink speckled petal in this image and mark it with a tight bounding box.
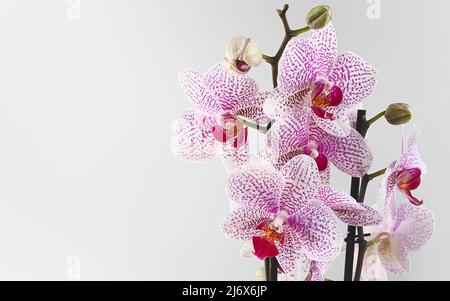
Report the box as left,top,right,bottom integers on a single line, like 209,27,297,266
393,203,434,252
220,207,273,241
226,166,282,213
322,127,373,177
171,110,218,162
308,23,338,77
396,126,427,173
288,200,342,262
317,186,382,226
279,155,320,214
329,52,378,110
230,91,271,124
276,230,303,276
220,140,250,174
374,162,398,221
312,111,351,137
377,237,410,274
319,166,331,186
263,88,310,121
306,261,331,281
267,111,310,150
278,37,316,93
203,63,259,111
178,69,220,115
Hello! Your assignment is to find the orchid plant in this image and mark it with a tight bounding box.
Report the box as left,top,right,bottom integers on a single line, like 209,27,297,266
171,4,434,281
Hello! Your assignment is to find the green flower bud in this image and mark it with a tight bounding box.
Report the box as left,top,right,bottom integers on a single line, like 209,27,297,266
385,103,413,125
306,5,332,30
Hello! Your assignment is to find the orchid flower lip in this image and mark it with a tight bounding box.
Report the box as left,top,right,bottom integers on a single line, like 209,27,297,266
211,113,247,148
252,220,285,260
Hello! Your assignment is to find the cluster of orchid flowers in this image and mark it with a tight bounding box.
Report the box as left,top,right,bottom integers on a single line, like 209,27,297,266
171,4,434,281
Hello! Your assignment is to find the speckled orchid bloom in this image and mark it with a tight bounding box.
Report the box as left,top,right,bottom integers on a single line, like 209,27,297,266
378,127,427,210
220,155,343,276
171,63,269,170
361,202,434,280
262,111,373,182
263,23,377,137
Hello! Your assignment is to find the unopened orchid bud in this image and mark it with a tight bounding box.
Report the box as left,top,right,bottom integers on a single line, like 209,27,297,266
306,5,332,30
225,36,262,74
385,103,413,125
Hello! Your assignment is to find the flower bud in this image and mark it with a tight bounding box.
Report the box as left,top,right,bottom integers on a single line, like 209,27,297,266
225,36,262,74
306,5,332,30
385,103,413,125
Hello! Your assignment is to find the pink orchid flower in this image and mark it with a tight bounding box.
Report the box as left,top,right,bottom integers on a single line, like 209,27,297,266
263,111,373,181
361,202,434,279
221,155,342,276
172,63,269,168
264,23,377,137
378,127,427,210
221,155,380,276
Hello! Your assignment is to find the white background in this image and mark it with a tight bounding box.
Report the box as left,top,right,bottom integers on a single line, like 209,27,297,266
0,0,449,280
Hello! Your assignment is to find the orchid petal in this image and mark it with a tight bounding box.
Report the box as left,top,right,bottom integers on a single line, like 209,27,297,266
221,138,250,174
329,52,378,110
230,91,271,124
377,237,410,274
279,155,320,215
394,203,434,252
317,186,382,226
288,200,342,262
263,88,309,121
278,38,316,93
203,63,259,111
311,110,351,137
225,166,282,213
276,230,303,275
308,23,338,77
171,110,217,162
178,69,220,115
220,207,272,241
319,127,373,177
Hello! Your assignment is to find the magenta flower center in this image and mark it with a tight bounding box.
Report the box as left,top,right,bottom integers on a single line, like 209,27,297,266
211,114,248,148
396,168,421,190
310,80,343,120
396,168,423,206
235,60,251,73
252,221,285,260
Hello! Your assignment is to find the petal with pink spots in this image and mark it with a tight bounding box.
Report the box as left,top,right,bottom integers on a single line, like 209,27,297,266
203,63,259,111
317,186,382,226
288,200,342,262
329,52,378,110
226,166,282,213
178,69,220,115
171,110,217,162
279,155,320,215
220,207,273,241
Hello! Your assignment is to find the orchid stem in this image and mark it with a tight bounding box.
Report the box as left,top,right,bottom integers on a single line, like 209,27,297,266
367,110,387,126
262,4,311,88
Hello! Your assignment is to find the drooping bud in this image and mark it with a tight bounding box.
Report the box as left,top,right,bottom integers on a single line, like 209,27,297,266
306,5,332,30
225,36,262,74
385,103,413,125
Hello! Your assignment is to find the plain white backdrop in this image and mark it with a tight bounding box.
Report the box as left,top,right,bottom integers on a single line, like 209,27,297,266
0,0,449,280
